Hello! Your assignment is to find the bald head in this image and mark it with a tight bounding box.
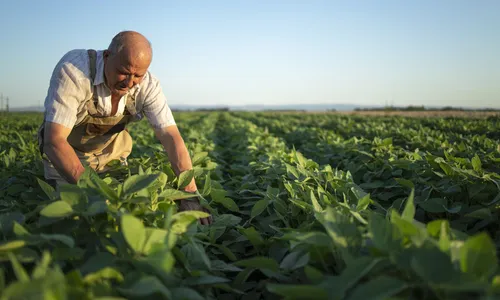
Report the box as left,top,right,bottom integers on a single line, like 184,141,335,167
108,31,152,61
103,31,153,97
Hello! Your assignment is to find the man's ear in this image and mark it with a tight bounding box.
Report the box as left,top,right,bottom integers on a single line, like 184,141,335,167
103,50,110,60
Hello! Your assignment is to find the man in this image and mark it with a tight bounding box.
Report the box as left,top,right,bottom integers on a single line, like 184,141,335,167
37,31,212,225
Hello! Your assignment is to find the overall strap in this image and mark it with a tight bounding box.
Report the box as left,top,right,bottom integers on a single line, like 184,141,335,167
87,49,97,83
86,49,99,116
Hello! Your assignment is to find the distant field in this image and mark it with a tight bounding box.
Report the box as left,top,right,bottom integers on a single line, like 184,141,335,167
273,110,500,118
1,111,499,299
341,110,500,118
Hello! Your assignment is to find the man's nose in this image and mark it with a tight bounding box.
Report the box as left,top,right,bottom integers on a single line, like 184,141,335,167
124,75,136,88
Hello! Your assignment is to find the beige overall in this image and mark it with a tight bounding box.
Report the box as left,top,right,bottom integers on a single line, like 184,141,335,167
38,50,139,188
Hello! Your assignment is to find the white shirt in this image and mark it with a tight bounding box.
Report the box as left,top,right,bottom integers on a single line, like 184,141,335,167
43,49,176,129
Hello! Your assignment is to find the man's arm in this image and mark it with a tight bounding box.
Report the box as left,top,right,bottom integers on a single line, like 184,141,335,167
153,125,197,192
43,121,86,184
154,125,212,225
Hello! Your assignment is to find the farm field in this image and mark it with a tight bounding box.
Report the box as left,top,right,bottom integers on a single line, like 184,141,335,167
1,111,500,299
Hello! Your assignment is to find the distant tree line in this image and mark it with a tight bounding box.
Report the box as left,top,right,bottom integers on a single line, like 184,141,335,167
171,107,230,112
354,105,500,112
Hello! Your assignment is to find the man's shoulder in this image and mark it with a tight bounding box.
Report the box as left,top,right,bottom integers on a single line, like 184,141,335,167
58,49,89,65
138,70,162,91
53,49,93,80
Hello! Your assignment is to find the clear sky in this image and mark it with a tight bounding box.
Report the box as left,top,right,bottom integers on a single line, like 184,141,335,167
1,0,499,109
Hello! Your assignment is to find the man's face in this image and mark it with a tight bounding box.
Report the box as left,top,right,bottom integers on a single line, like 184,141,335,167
103,49,151,97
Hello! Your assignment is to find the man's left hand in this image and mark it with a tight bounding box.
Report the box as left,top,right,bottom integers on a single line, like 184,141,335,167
178,198,213,225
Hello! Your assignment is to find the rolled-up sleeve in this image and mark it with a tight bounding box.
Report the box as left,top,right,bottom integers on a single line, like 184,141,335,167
139,73,176,129
44,51,88,129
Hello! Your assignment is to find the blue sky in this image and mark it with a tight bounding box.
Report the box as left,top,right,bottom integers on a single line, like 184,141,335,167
1,0,499,109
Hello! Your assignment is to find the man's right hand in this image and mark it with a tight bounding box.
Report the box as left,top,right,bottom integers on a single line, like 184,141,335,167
43,121,85,184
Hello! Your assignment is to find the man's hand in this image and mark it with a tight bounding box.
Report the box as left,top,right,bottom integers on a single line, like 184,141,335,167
178,198,213,225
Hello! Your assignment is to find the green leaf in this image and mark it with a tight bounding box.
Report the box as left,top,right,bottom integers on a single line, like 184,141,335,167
368,212,400,253
281,231,331,247
147,249,176,273
59,185,87,211
267,284,327,300
121,214,146,253
31,251,52,279
251,199,269,218
240,227,264,248
178,169,195,189
471,154,482,172
411,248,457,284
171,210,210,234
0,212,25,235
214,244,238,261
214,214,241,227
83,267,124,284
40,201,74,218
80,168,120,203
304,265,324,282
117,276,171,298
84,201,108,216
210,260,243,272
460,232,498,280
390,211,425,244
285,163,300,180
39,234,75,248
280,251,309,271
80,252,116,275
293,150,308,168
325,257,384,299
142,228,173,254
356,194,371,211
401,189,415,221
12,222,29,237
214,197,239,212
464,208,491,219
443,202,462,214
491,275,500,294
394,178,414,189
234,257,279,272
345,276,407,300
159,189,196,201
182,241,211,271
439,162,454,176
191,152,208,166
8,252,29,282
172,210,210,222
316,207,362,262
202,172,211,196
36,177,55,200
122,174,159,197
427,220,451,252
310,190,323,213
0,240,26,252
233,268,255,286
419,198,447,213
183,275,230,286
